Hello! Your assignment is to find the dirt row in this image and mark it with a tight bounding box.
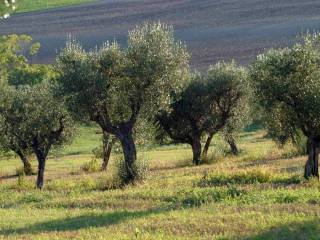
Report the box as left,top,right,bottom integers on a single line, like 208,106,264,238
1,0,320,69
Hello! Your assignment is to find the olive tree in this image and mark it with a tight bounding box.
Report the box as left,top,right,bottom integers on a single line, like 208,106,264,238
201,62,250,159
56,22,189,183
0,86,32,174
215,87,251,156
95,118,158,171
250,33,320,179
219,103,251,155
0,63,53,175
0,83,74,188
156,62,248,165
0,34,43,174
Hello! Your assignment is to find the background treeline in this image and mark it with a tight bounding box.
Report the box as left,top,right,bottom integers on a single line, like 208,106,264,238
0,23,319,189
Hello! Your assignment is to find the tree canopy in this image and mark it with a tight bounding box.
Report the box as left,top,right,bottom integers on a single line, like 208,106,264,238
0,83,75,188
250,33,320,179
156,61,249,164
56,22,189,183
0,35,53,175
0,34,74,188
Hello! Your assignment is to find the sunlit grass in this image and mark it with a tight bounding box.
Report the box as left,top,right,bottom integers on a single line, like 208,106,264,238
16,0,96,13
0,129,319,239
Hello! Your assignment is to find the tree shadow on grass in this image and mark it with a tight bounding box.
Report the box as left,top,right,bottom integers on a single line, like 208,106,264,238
0,208,169,236
243,219,320,240
0,173,19,180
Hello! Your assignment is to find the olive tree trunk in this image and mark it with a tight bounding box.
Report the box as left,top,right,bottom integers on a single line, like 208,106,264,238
16,150,33,175
35,151,46,189
226,136,239,155
117,126,137,183
304,138,319,179
101,131,115,171
32,146,49,189
192,137,202,165
202,133,214,159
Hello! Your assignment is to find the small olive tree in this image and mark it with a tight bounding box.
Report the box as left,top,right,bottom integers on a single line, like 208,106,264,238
0,88,33,174
156,62,249,165
0,83,74,188
250,33,320,179
0,34,43,174
56,22,189,183
201,62,250,159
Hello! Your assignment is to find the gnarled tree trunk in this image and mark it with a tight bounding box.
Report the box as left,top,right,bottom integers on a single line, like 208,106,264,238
35,151,46,189
192,137,202,165
16,150,33,175
101,131,115,171
117,126,137,183
304,138,319,179
226,136,239,155
202,133,214,159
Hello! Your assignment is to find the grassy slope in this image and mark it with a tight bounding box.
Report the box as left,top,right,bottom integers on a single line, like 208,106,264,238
0,130,319,239
16,0,96,13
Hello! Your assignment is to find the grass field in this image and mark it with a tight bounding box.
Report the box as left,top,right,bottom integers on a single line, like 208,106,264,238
16,0,96,13
0,128,319,239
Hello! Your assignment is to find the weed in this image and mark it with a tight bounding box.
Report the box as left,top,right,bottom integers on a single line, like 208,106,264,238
116,156,150,185
198,169,272,187
15,175,33,190
81,159,101,173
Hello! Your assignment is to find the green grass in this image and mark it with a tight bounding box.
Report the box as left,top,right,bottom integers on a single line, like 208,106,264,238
58,124,102,156
16,0,96,13
0,129,319,239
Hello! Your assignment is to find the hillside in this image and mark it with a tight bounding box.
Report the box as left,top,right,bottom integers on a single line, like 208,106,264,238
1,0,320,69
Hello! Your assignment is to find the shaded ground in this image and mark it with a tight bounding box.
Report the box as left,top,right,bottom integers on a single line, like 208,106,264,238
1,0,320,69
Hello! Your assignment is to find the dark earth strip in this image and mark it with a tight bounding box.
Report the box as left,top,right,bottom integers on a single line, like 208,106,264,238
1,0,320,69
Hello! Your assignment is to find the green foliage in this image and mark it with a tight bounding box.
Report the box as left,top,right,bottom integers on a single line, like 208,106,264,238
91,145,103,160
95,175,122,190
0,35,52,172
198,170,302,187
250,33,320,145
156,61,250,164
291,130,308,155
0,35,41,83
115,156,150,185
78,176,96,189
56,22,189,124
201,136,229,164
80,159,101,173
198,170,273,186
8,64,53,86
0,81,75,188
0,83,75,150
56,22,189,183
206,61,251,134
15,174,33,190
157,61,249,142
171,186,247,208
0,0,17,18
